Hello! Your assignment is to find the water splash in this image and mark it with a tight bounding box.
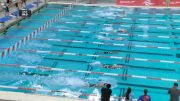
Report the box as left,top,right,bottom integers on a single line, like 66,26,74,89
143,25,149,39
88,88,100,101
89,61,102,66
53,88,81,98
16,53,42,64
96,35,110,40
103,27,113,32
45,75,87,88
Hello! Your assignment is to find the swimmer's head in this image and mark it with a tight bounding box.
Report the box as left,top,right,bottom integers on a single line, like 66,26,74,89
118,29,128,33
115,37,124,41
106,84,111,89
144,89,148,95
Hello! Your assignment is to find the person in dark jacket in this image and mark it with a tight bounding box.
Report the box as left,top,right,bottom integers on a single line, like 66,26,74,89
168,83,180,101
101,84,112,101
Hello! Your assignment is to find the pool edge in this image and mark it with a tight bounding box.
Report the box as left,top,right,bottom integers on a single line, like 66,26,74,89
0,91,86,101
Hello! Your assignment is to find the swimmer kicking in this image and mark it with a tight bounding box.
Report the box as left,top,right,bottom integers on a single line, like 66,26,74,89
89,83,109,88
96,51,119,55
89,61,123,69
117,29,128,33
19,71,49,76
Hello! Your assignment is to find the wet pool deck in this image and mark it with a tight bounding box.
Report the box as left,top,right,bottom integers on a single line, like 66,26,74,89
0,91,86,101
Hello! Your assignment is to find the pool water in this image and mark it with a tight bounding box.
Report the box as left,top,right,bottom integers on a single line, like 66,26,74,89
0,4,180,101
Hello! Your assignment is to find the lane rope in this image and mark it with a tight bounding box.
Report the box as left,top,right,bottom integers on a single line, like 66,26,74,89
9,49,180,65
0,63,179,82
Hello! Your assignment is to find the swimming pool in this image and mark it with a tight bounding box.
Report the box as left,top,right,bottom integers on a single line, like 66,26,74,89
0,4,180,101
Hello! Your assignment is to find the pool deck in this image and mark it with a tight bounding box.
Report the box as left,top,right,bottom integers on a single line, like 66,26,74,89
0,91,86,101
0,0,46,35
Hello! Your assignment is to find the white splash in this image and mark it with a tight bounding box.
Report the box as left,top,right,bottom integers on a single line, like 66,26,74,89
93,10,116,17
104,27,113,32
88,89,100,101
108,7,124,12
32,84,43,89
96,35,110,40
54,88,81,98
143,25,149,38
66,77,87,87
90,61,102,66
47,76,87,87
17,54,42,64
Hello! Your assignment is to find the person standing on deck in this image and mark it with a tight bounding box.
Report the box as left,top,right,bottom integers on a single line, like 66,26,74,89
101,84,112,101
21,0,26,8
3,3,9,16
138,89,151,101
14,0,19,10
124,87,134,101
168,83,180,101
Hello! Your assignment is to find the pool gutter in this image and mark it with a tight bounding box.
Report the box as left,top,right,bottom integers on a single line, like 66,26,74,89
0,91,86,101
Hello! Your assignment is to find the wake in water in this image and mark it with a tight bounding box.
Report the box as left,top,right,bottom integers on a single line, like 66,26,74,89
27,41,52,48
11,53,42,64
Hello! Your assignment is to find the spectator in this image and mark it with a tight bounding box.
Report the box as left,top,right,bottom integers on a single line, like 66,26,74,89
124,87,134,101
138,89,151,101
168,82,180,101
3,3,9,16
6,0,12,5
101,84,112,101
14,0,19,10
21,0,26,8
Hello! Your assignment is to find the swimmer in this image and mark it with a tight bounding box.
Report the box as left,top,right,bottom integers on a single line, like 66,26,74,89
89,83,108,88
96,51,119,55
114,37,125,41
89,62,123,69
117,29,128,33
89,61,102,66
103,64,123,69
19,71,49,76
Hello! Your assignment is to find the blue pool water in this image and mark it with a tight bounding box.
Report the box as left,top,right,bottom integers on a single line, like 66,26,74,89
0,4,180,100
